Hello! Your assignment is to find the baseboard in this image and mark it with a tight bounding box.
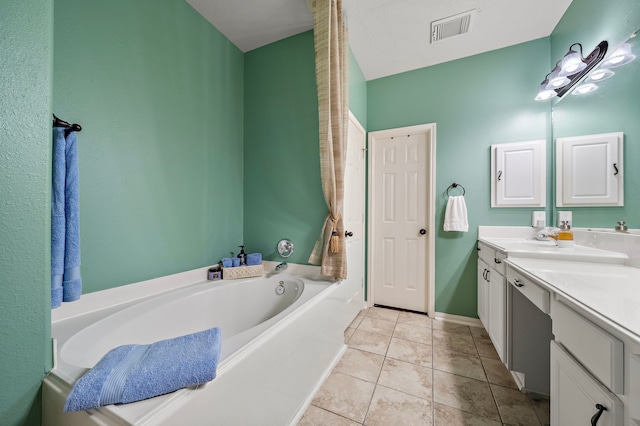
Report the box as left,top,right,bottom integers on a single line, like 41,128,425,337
433,312,482,328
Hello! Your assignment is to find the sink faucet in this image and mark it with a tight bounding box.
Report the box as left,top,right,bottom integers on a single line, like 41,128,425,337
535,230,558,242
275,262,288,272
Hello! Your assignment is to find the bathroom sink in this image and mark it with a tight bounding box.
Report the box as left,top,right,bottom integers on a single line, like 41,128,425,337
514,240,557,247
480,237,628,264
487,238,557,250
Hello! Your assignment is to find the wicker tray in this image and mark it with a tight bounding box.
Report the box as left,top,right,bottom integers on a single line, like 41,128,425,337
222,264,264,279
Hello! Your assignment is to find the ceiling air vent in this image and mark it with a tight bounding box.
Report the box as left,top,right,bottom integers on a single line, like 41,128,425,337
431,9,476,44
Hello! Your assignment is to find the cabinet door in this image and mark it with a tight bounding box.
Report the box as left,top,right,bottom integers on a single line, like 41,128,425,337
551,341,623,426
488,267,507,364
556,132,623,206
477,259,489,330
491,140,546,207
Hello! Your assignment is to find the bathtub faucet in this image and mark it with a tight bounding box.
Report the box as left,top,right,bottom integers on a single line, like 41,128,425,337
275,262,288,272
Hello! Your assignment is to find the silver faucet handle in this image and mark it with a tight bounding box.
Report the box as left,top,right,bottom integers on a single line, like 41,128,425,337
536,232,549,240
615,221,628,231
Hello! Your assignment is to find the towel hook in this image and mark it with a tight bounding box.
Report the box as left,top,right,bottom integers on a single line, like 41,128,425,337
446,183,465,196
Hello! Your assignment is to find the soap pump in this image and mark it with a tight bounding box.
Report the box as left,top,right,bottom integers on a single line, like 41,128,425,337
557,220,574,248
237,245,247,266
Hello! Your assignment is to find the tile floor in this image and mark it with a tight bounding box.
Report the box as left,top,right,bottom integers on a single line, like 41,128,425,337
299,307,550,426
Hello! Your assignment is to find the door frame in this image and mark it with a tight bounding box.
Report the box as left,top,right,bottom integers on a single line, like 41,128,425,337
367,123,436,317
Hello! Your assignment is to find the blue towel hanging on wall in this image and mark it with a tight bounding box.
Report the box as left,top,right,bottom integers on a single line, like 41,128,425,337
51,128,82,309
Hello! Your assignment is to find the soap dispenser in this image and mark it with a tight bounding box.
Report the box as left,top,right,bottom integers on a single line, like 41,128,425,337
557,220,574,248
237,245,247,266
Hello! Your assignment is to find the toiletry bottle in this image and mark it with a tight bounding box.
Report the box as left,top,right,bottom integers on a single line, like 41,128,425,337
557,221,574,248
237,245,247,266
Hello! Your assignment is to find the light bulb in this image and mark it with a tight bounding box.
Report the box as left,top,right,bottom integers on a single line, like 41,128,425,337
585,68,614,83
601,43,636,68
572,83,598,95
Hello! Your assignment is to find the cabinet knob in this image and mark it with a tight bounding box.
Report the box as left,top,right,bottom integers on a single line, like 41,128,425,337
419,229,427,235
345,231,353,237
591,404,607,425
494,258,502,264
513,279,524,287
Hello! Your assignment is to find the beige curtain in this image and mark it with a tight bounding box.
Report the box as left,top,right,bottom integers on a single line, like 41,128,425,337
308,0,349,279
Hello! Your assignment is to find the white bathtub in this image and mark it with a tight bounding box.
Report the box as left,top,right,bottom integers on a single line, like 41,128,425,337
43,262,361,425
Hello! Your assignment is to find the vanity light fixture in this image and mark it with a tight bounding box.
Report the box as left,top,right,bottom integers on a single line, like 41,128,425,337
535,41,608,100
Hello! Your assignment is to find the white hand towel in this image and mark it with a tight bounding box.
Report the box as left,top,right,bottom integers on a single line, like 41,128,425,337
444,195,469,232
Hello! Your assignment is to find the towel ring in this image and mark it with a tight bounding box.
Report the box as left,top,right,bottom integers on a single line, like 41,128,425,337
446,183,465,196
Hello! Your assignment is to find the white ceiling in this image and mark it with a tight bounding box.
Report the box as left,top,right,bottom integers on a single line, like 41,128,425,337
186,0,572,81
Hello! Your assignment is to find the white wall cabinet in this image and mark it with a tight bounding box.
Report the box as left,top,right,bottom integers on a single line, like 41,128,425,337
551,341,623,426
556,132,624,207
491,140,546,207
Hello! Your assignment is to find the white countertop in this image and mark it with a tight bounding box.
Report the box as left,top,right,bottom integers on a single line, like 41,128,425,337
507,257,640,343
479,237,628,264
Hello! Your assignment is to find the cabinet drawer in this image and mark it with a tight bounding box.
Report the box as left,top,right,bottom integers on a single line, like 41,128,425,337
478,243,506,275
492,251,507,275
552,301,624,394
506,268,550,314
478,243,494,265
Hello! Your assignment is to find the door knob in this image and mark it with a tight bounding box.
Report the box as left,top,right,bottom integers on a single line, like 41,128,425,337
419,229,427,235
345,231,353,237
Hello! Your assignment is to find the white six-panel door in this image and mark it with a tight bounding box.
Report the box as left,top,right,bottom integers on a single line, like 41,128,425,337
369,124,435,314
342,112,366,327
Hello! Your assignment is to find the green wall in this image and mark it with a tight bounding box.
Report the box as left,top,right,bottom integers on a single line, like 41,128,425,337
243,31,323,264
0,1,53,424
243,30,368,264
349,49,368,129
550,0,640,227
53,0,245,292
367,39,552,317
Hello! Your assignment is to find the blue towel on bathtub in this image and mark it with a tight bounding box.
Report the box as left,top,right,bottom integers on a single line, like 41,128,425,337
64,327,222,412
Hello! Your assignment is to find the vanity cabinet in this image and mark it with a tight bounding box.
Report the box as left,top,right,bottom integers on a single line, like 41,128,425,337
491,140,546,208
551,341,623,426
477,242,507,364
556,132,624,207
